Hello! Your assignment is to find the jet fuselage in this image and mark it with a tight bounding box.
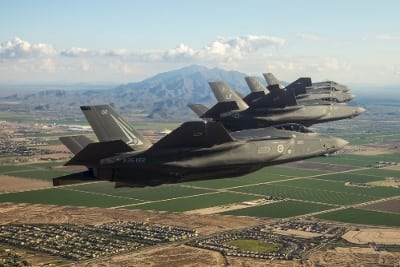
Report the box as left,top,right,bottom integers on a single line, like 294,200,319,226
85,129,346,187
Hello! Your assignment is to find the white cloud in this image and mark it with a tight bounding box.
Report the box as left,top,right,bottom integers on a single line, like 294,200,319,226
40,58,56,72
60,47,100,57
198,35,285,59
81,60,91,72
165,43,195,59
105,49,130,57
108,60,135,74
296,33,322,42
0,37,56,60
1,35,285,66
375,34,400,41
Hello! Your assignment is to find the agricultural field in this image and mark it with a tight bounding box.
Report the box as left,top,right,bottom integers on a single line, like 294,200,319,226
1,118,400,227
316,208,400,227
222,200,334,218
0,150,399,227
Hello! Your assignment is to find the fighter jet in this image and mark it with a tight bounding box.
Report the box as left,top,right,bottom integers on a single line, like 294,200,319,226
53,105,347,188
263,73,354,103
190,82,365,131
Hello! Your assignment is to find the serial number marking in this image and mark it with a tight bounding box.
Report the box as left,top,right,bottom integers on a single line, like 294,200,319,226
125,157,146,163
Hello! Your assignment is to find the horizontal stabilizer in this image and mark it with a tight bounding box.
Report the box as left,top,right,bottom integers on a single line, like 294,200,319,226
252,86,298,109
188,103,209,117
201,101,240,119
149,121,234,150
66,140,133,166
53,171,100,186
286,77,311,95
243,91,267,105
267,84,283,94
59,135,93,155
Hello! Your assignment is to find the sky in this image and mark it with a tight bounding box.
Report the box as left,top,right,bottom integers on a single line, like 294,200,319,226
1,0,400,85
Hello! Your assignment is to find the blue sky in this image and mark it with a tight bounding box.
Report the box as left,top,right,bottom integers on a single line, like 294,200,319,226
1,0,400,85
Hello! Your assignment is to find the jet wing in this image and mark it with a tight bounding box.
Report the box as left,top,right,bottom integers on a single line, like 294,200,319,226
148,121,234,150
53,171,101,186
201,101,241,119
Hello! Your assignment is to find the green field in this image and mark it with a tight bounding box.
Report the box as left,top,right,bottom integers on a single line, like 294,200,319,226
306,154,377,167
222,200,334,218
0,162,70,180
1,149,400,226
184,167,327,189
307,153,400,167
228,239,281,253
71,182,213,201
316,208,400,227
0,188,141,208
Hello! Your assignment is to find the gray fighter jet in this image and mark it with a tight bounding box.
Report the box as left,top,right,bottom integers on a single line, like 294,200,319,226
263,73,354,103
53,105,347,188
190,82,364,131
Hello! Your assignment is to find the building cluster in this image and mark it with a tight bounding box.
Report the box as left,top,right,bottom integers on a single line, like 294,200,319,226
0,222,197,261
373,161,398,168
0,247,31,267
266,219,346,237
0,134,57,156
187,226,307,260
188,220,346,260
81,221,198,245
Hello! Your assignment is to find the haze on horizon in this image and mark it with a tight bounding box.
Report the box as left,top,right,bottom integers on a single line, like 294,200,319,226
1,0,399,86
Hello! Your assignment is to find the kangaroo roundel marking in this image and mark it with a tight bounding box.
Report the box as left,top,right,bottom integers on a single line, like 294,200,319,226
277,144,284,153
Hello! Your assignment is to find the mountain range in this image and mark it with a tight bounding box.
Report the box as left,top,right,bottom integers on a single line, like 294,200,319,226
1,65,252,120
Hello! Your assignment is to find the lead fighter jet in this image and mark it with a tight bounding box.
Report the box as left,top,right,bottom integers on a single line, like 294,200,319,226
54,105,347,188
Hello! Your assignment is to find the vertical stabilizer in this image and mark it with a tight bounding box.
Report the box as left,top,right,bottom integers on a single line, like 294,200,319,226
80,105,152,150
188,103,209,117
59,135,93,155
209,82,249,111
263,73,285,89
245,76,268,93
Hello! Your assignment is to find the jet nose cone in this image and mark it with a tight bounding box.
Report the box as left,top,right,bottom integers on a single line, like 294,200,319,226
356,107,366,114
333,137,349,149
324,137,349,154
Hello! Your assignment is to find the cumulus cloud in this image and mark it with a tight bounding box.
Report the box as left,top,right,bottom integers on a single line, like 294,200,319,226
198,35,285,59
105,49,131,57
0,35,288,81
141,35,286,65
60,47,100,57
58,35,285,63
375,34,400,41
40,58,56,72
0,37,56,60
296,32,322,42
108,60,135,74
